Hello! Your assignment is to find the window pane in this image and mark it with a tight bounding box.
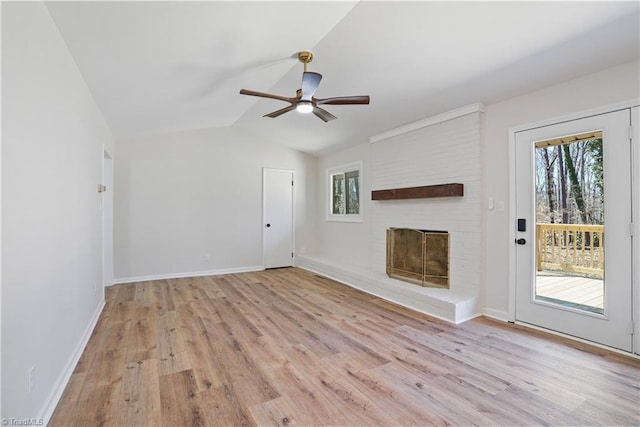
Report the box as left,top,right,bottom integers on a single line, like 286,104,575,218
534,134,604,315
345,170,359,214
332,174,345,214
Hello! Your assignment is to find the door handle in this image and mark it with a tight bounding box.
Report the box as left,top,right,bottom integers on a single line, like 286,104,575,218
515,238,526,245
266,223,271,228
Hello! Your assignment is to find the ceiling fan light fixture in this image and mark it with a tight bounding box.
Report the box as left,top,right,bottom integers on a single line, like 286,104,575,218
296,101,313,114
239,50,369,121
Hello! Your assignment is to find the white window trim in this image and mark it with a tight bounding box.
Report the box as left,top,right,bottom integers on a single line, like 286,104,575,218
326,161,363,222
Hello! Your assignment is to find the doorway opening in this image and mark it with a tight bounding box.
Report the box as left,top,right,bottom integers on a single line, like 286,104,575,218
263,168,294,269
513,108,633,352
103,149,114,288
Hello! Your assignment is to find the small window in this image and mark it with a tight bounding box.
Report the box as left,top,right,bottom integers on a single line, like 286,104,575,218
327,162,362,222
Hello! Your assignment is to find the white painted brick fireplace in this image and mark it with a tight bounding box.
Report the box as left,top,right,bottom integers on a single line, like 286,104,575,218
299,104,484,323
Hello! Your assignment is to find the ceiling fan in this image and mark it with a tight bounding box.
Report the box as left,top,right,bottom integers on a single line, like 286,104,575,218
239,51,370,122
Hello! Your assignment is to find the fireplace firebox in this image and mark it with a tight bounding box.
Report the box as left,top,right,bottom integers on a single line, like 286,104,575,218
386,228,449,288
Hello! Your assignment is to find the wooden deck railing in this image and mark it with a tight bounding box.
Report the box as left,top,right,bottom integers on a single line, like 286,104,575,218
536,223,604,278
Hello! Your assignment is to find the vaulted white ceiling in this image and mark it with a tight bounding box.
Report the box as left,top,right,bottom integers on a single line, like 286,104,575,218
46,1,640,155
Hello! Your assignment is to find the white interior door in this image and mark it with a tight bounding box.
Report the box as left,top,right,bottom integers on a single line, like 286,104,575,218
515,109,633,352
263,168,294,269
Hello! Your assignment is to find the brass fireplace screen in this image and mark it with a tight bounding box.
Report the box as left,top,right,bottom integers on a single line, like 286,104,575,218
386,228,449,288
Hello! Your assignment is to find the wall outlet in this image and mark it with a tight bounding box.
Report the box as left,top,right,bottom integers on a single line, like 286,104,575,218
28,366,35,393
203,253,210,262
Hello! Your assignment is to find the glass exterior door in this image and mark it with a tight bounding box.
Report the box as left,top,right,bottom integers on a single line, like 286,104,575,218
515,110,633,352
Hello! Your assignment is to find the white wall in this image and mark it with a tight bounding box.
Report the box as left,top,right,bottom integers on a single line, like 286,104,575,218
315,142,372,269
114,127,317,282
1,2,114,421
315,112,485,279
483,60,640,319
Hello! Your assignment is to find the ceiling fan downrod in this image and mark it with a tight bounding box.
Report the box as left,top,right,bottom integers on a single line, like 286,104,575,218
298,50,313,72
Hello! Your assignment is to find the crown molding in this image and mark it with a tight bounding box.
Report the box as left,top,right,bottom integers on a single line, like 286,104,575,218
370,103,485,144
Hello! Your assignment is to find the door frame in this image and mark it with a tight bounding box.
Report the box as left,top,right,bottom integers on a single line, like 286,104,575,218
507,99,639,352
632,106,639,353
102,147,114,288
262,168,295,268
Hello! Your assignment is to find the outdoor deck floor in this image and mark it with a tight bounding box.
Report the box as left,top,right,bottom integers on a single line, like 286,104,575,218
536,273,604,311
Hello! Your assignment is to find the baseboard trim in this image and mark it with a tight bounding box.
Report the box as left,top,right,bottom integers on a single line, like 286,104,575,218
38,297,105,424
482,308,510,322
112,265,265,285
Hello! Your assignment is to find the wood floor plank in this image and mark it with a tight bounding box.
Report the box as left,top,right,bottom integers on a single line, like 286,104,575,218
493,384,598,426
177,304,226,391
156,310,190,376
110,300,135,324
46,372,86,426
373,362,497,426
473,332,639,404
348,363,453,426
433,372,542,426
396,324,590,411
50,268,640,427
574,397,640,426
198,385,256,426
264,363,349,425
72,320,107,375
199,318,280,407
159,369,205,427
249,395,306,427
125,306,158,363
117,359,161,427
305,367,401,426
251,341,347,425
116,283,136,302
200,275,227,299
75,383,123,426
338,319,453,378
246,335,290,370
145,279,170,311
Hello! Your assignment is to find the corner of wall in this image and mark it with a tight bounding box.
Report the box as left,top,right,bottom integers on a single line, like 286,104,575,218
38,299,105,424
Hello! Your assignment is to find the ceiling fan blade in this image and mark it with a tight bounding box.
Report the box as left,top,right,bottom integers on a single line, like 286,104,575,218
312,106,337,122
264,104,296,118
239,89,296,104
300,72,322,101
314,95,370,105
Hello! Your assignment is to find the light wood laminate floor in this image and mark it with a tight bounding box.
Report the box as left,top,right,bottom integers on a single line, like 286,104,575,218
50,268,639,426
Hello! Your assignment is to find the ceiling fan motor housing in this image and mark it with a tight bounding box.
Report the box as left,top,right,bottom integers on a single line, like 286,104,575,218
298,51,313,65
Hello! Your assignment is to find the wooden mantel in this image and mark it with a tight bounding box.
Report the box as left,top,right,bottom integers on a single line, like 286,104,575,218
371,183,463,200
